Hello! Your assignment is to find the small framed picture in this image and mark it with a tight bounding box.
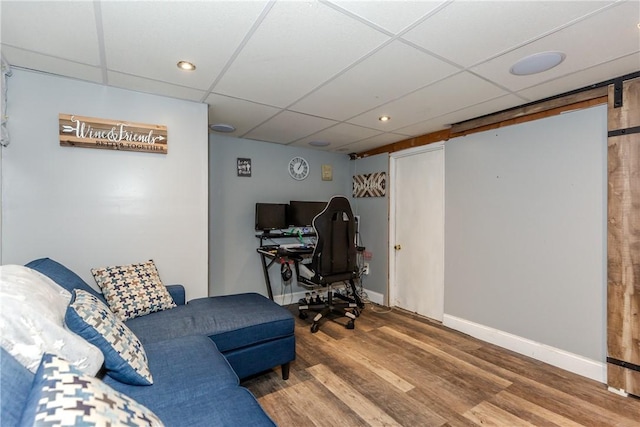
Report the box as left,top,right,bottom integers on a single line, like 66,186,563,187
321,164,333,181
237,158,252,177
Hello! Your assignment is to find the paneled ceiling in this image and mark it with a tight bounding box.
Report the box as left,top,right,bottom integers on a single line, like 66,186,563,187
2,1,639,154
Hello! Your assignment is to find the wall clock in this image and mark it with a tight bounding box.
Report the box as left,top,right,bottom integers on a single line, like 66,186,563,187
288,156,309,180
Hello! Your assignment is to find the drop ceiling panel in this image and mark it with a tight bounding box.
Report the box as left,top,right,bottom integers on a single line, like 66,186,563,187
1,47,103,84
337,132,411,154
396,94,525,137
292,122,382,149
517,53,640,103
326,0,446,34
244,111,337,144
1,1,100,66
206,93,282,137
290,40,460,121
471,1,640,92
2,0,636,154
212,1,389,107
100,1,269,91
348,72,509,131
403,1,615,68
108,72,206,102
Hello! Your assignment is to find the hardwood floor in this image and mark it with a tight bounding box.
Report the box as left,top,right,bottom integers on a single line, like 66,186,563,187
242,304,640,426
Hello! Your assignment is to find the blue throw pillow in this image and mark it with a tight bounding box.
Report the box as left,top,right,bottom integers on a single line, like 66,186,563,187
65,289,153,385
19,353,163,426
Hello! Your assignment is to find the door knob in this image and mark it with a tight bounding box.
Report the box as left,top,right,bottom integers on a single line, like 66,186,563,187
394,244,402,250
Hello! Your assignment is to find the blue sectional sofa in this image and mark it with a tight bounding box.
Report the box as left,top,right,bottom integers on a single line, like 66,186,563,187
1,258,296,426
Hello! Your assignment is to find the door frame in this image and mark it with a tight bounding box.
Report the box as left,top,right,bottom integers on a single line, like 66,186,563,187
388,142,445,310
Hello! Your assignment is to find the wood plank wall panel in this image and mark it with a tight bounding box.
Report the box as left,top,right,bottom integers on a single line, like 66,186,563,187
607,76,640,396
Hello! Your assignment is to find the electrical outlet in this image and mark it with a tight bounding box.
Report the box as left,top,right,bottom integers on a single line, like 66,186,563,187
363,263,370,275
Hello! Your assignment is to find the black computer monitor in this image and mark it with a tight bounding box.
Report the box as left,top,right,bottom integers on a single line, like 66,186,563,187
255,203,287,232
287,201,327,227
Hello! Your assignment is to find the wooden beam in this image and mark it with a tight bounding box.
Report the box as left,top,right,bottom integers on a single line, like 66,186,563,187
451,86,608,134
357,89,608,158
359,129,450,158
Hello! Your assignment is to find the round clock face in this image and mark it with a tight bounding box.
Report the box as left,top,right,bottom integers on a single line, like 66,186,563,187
288,156,309,180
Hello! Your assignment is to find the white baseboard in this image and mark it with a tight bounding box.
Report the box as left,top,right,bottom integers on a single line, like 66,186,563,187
273,288,384,306
443,314,606,383
362,289,384,305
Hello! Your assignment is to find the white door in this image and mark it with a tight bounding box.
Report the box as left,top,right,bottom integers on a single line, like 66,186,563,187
390,146,444,321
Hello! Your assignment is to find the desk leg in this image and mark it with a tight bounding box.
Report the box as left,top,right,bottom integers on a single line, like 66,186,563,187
260,253,275,301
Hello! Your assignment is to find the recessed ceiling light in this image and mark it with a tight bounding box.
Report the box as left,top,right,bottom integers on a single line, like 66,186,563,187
309,140,330,147
379,115,391,122
177,61,196,71
510,51,565,76
209,123,236,133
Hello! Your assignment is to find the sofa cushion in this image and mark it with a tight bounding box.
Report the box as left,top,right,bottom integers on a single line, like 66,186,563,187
25,258,105,302
91,260,176,321
125,293,294,353
0,265,104,375
20,353,163,427
151,386,276,427
65,289,153,386
103,335,252,424
0,347,34,426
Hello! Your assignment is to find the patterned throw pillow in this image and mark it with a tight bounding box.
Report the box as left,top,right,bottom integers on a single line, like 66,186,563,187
19,353,164,427
91,260,176,321
65,289,153,385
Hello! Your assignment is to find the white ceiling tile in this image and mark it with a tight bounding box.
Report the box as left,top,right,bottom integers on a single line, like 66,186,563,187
1,0,635,152
1,47,103,83
348,72,509,131
290,40,460,121
1,1,100,65
244,111,337,144
517,54,640,103
213,1,390,107
396,94,524,136
337,133,409,154
403,1,615,68
108,72,206,102
326,0,446,34
471,1,640,92
292,123,382,149
206,94,282,137
100,1,269,90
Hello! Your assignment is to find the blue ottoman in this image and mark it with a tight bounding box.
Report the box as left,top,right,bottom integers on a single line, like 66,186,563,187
125,293,296,380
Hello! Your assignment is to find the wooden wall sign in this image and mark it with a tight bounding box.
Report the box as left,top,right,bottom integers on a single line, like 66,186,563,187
353,172,386,198
59,114,167,154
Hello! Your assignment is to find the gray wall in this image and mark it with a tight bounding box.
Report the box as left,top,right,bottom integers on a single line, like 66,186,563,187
350,153,389,300
444,105,607,361
209,135,350,298
1,70,210,299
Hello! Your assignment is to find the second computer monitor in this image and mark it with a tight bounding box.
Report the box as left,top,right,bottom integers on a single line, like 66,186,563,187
288,201,327,227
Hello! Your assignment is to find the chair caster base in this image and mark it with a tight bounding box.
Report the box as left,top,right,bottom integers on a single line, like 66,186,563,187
299,311,308,320
311,323,320,333
346,320,355,330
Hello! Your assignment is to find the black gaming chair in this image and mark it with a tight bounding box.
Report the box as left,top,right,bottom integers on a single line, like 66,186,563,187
295,195,364,333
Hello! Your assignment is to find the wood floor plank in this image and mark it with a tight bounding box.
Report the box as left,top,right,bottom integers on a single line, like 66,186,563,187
280,379,366,426
307,363,403,426
245,305,640,426
378,326,513,389
463,401,536,427
310,328,415,392
490,391,586,427
507,379,640,426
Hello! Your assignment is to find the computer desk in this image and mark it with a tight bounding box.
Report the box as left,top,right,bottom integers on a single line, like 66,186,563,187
256,233,315,301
